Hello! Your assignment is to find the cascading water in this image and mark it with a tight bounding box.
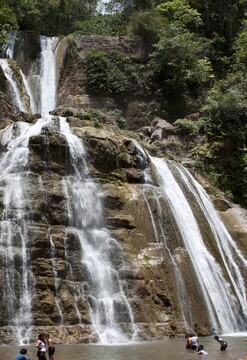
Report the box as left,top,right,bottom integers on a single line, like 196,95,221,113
0,30,17,59
175,163,247,323
0,35,137,344
0,115,138,344
149,157,247,333
0,59,27,112
0,34,61,342
36,37,137,342
20,70,37,114
131,140,193,327
60,119,137,343
1,34,58,115
0,116,54,344
39,36,58,114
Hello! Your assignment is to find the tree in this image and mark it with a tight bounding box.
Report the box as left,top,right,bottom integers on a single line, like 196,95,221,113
0,0,18,49
73,12,128,36
149,23,213,93
49,0,98,35
157,0,203,31
5,0,42,32
192,0,246,72
233,20,247,70
194,0,246,42
4,0,98,36
202,84,247,206
105,0,162,15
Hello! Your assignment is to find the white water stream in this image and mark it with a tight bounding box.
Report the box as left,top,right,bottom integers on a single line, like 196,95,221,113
0,59,26,112
176,163,247,323
60,119,137,343
39,36,58,114
1,35,58,115
150,157,246,333
20,70,37,114
1,30,17,59
132,141,193,327
0,116,53,344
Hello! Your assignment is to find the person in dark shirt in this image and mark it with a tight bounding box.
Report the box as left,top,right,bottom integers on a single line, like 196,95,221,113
214,335,228,351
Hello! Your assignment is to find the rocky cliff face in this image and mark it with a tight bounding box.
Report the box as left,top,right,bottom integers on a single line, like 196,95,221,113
0,33,246,345
56,34,159,130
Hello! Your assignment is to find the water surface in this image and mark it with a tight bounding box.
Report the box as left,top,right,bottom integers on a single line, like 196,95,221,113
3,335,247,360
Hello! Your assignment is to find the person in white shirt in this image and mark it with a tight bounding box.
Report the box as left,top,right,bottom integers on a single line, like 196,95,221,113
35,333,47,360
190,334,199,350
197,344,208,355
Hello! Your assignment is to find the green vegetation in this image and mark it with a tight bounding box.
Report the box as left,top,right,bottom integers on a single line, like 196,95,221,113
85,50,138,95
0,0,18,48
73,13,127,35
1,0,98,36
0,0,247,205
174,118,204,136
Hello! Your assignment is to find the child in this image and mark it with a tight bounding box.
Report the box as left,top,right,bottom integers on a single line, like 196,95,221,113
197,344,208,355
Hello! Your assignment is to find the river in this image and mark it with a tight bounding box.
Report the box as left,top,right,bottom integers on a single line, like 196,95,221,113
2,334,247,360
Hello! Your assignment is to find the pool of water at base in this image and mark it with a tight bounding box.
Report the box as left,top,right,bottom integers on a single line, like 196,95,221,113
1,334,247,360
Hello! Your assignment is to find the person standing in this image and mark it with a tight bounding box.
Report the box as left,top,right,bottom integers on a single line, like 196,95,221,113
14,348,31,360
46,333,55,360
190,334,199,350
214,334,228,351
35,333,47,360
186,334,191,349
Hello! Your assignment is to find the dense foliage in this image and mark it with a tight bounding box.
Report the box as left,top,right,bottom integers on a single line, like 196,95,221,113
0,0,18,48
0,0,247,205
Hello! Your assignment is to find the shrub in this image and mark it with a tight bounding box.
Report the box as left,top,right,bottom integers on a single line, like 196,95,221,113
73,13,128,36
105,109,127,129
85,50,132,95
174,118,204,135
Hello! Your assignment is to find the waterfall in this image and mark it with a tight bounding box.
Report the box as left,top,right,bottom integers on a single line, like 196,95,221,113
150,157,246,333
132,142,193,328
40,36,58,114
176,163,247,323
0,59,26,112
0,34,58,115
0,116,53,344
0,30,17,59
20,70,37,114
19,35,58,114
60,118,137,343
1,32,246,343
141,185,193,327
0,116,137,343
1,33,137,344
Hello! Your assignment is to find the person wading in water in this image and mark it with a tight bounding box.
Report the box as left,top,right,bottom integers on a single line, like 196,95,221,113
46,334,55,360
35,333,47,360
214,335,228,351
